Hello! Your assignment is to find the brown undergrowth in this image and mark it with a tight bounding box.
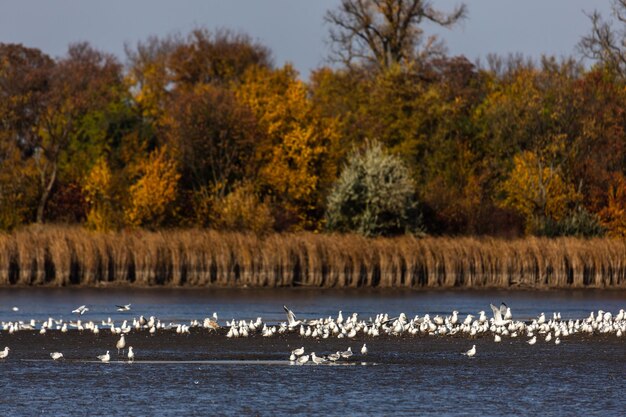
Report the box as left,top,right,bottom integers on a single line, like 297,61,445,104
0,225,624,288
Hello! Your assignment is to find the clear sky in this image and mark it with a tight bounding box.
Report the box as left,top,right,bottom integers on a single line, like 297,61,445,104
0,0,615,77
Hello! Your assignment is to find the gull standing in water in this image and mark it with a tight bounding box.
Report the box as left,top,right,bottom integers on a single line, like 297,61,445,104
337,311,344,325
50,352,64,360
311,352,327,365
98,351,110,363
537,313,546,324
127,347,135,363
340,347,353,359
478,311,487,324
462,345,476,357
361,344,368,355
504,306,513,320
296,354,310,365
116,334,126,354
291,347,305,356
0,347,10,359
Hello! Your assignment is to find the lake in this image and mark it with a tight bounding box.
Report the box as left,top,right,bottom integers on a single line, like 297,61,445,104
0,288,624,416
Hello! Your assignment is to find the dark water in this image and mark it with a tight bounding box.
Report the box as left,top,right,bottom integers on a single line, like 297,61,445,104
1,287,625,322
0,288,625,416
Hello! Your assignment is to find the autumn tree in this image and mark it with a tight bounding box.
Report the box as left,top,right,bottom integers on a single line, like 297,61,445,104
125,35,180,124
125,147,180,228
309,66,370,158
0,43,52,227
325,0,467,70
472,60,576,223
500,151,582,234
414,57,492,234
83,157,125,231
169,28,272,89
34,43,124,223
125,29,274,226
210,182,274,235
0,136,38,230
310,58,492,234
0,43,53,147
237,65,339,230
597,174,626,236
566,70,626,214
164,84,259,223
475,57,626,234
126,28,272,126
311,63,440,173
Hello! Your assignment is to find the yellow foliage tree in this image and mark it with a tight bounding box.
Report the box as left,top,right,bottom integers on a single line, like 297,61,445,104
127,63,169,123
83,157,119,231
125,37,174,125
259,126,326,219
236,65,340,230
500,151,580,232
125,147,180,228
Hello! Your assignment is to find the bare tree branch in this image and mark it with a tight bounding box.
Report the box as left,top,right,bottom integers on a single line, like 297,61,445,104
579,1,626,79
325,0,466,70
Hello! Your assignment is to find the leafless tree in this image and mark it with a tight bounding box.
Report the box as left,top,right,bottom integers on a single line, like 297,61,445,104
579,0,626,79
325,0,467,70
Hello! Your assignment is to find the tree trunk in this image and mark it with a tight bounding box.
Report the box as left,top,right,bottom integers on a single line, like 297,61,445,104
36,163,57,223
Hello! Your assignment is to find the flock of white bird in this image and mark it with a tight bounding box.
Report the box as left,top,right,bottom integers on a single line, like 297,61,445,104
0,302,624,363
288,344,368,365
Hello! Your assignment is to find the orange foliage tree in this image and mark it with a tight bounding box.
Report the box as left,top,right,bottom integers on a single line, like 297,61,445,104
500,151,581,233
125,147,180,228
237,65,340,230
83,157,122,231
598,174,626,236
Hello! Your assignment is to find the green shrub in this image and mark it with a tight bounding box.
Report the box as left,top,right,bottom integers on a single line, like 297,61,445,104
325,140,422,237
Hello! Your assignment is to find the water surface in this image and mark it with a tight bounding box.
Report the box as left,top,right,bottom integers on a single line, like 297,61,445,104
0,288,624,416
1,287,624,322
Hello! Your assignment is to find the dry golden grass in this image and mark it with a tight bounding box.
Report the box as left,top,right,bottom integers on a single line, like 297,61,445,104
0,225,624,288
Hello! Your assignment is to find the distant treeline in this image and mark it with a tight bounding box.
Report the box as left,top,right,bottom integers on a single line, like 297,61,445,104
0,226,624,288
3,1,626,238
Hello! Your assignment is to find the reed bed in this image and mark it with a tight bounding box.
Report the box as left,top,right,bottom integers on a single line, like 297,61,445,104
0,226,625,288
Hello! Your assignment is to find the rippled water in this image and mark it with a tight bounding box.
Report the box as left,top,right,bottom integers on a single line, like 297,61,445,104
3,340,625,417
0,288,624,416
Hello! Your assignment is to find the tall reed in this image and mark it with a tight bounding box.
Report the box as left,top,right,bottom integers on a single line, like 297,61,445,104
0,225,624,288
